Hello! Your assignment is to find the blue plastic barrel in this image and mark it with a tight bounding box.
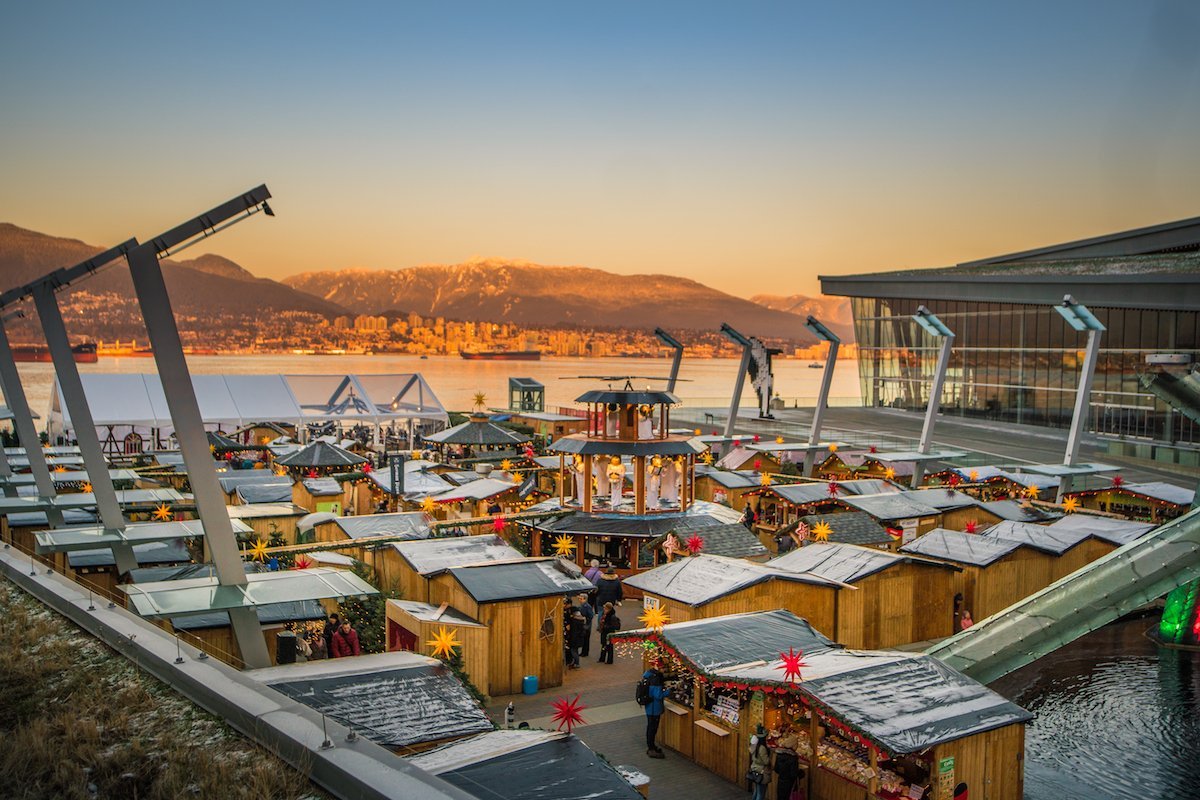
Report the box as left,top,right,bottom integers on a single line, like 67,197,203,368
522,675,539,695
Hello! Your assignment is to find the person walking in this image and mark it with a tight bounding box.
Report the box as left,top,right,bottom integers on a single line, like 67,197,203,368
773,740,801,800
748,729,772,800
576,593,594,658
566,607,586,669
741,504,756,530
306,631,327,660
597,601,621,664
323,613,341,656
594,564,623,610
584,558,602,584
641,668,667,758
330,619,362,658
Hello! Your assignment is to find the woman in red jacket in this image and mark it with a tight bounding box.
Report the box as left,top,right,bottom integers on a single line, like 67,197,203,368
330,620,362,658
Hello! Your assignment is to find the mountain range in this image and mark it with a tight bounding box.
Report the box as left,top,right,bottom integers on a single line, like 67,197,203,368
0,223,851,343
284,258,831,341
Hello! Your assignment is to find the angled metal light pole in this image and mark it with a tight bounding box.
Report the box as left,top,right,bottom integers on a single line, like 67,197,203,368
0,316,64,524
1053,295,1105,502
911,305,955,488
801,316,841,477
654,328,685,393
124,186,275,668
720,323,754,438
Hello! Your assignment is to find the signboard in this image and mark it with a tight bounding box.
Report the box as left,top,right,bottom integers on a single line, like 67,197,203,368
712,693,740,726
643,595,660,610
937,756,955,798
389,454,407,495
900,518,919,545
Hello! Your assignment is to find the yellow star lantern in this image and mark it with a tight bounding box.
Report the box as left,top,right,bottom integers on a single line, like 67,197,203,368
639,605,670,631
54,465,68,473
248,538,269,562
500,459,514,472
209,444,217,455
702,451,714,465
152,503,173,522
81,482,94,494
828,443,838,453
1025,484,1041,500
969,469,980,482
883,467,896,480
427,626,461,660
1062,496,1080,513
552,534,576,557
760,472,773,487
420,496,437,514
694,428,702,436
472,391,487,411
812,521,833,542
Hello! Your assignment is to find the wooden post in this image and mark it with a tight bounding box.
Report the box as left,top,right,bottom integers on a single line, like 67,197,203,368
808,711,820,799
583,454,593,512
558,454,565,506
635,456,646,514
869,747,879,796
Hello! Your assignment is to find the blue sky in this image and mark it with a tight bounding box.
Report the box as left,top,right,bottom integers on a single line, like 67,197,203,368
1,1,1197,297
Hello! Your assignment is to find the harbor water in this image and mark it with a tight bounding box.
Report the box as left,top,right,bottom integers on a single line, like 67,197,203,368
992,616,1200,800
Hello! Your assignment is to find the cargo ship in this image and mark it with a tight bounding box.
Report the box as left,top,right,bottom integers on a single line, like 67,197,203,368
460,349,541,361
11,342,98,363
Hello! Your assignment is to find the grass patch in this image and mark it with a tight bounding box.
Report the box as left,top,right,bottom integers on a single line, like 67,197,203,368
0,577,328,800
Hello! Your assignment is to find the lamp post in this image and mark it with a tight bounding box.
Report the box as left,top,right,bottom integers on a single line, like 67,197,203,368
802,316,841,477
719,323,754,438
911,306,955,488
654,328,685,394
1053,295,1105,502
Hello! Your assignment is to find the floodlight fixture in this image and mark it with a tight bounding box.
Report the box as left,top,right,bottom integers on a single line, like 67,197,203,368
151,185,273,259
912,305,954,338
1053,295,1105,332
720,322,752,347
804,316,841,344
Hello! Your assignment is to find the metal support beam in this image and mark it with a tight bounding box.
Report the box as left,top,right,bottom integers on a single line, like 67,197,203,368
654,328,685,393
911,307,955,489
724,345,752,439
1057,328,1102,501
0,322,62,526
802,317,841,477
126,242,271,669
32,285,136,574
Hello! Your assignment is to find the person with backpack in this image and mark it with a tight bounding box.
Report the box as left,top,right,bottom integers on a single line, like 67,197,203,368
575,593,594,658
638,668,667,758
594,564,623,609
597,601,620,664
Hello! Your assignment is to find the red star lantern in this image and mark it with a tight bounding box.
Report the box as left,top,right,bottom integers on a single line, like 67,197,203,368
686,534,705,555
362,462,372,473
869,445,878,454
1111,474,1125,488
492,516,506,532
827,481,840,497
523,446,536,460
964,520,978,534
948,474,962,488
711,430,719,436
754,459,763,470
294,555,313,569
733,439,741,447
306,469,319,479
752,434,761,443
550,694,588,735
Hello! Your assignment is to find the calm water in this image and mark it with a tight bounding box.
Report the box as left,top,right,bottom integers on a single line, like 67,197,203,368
9,353,862,419
992,617,1200,800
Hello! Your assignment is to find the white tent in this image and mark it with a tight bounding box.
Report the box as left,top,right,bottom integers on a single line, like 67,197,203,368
48,373,449,445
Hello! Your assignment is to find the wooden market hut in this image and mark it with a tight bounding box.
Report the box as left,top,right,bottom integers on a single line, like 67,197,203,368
979,519,1106,581
715,446,782,475
977,499,1063,524
427,476,527,519
232,421,297,448
905,488,1003,531
749,479,898,538
612,609,1031,800
621,554,842,635
217,472,293,505
769,542,960,648
981,470,1059,502
425,558,595,696
389,534,523,603
643,522,770,567
833,492,944,545
293,476,350,514
365,461,454,512
1066,481,1195,523
422,413,531,464
225,502,309,544
693,466,761,510
275,441,368,479
811,450,868,480
254,650,494,752
311,511,434,585
1046,513,1157,550
504,410,589,440
794,511,895,551
900,528,1052,620
385,600,491,695
67,540,191,601
858,455,916,483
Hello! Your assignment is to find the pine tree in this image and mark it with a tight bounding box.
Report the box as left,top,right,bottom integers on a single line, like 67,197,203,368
337,560,401,654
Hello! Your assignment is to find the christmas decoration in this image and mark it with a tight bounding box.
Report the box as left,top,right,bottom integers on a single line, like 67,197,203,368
362,462,372,473
827,481,840,497
694,428,702,435
550,694,587,734
828,443,838,453
1025,484,1040,500
812,521,832,542
753,459,763,470
152,503,173,522
1062,496,1080,513
964,520,978,534
492,516,507,532
293,554,313,569
795,522,810,543
883,467,896,480
81,482,94,494
552,534,576,557
777,647,807,684
868,445,877,454
969,469,980,482
686,534,705,555
702,451,714,465
1111,474,1125,488
662,534,682,560
249,538,269,562
752,434,761,443
53,465,67,474
776,436,785,444
760,472,773,487
427,625,461,660
421,496,437,513
472,391,487,411
306,469,319,479
639,605,670,631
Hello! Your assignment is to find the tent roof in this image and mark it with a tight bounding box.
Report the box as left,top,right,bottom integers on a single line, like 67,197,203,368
51,372,449,431
236,483,295,504
276,441,366,468
423,415,531,447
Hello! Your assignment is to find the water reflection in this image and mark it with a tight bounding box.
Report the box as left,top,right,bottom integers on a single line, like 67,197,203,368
991,617,1200,800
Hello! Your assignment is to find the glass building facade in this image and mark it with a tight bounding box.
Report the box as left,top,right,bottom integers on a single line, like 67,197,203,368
850,297,1200,445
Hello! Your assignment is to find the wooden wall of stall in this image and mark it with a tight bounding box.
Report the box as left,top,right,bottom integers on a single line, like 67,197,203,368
231,511,305,543
426,574,566,697
385,600,490,697
939,506,1002,532
693,478,756,512
659,699,694,758
931,722,1026,800
835,562,956,649
1050,538,1115,582
952,547,1055,620
165,621,299,669
645,580,839,640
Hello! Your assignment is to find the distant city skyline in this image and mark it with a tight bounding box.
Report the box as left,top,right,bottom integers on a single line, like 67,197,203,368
2,1,1198,298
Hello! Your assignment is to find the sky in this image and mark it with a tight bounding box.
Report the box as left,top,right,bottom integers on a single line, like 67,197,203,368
1,1,1198,299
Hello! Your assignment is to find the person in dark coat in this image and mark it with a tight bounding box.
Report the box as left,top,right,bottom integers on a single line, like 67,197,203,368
594,564,623,609
330,620,361,658
323,613,341,656
643,668,667,758
575,593,594,658
566,608,586,668
773,747,801,800
597,601,621,664
741,504,756,529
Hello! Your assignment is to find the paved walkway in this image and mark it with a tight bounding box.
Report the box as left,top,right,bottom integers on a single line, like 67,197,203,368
486,628,745,800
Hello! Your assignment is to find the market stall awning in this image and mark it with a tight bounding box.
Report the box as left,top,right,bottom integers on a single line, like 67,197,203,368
120,567,379,619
